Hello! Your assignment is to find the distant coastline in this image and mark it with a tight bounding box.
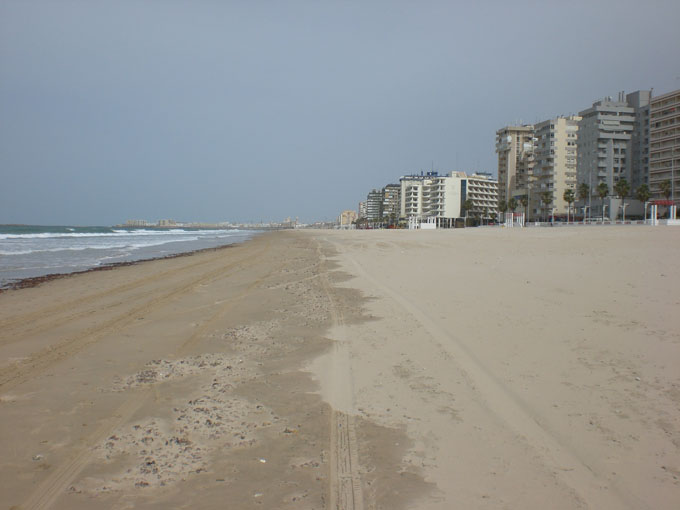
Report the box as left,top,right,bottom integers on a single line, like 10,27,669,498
112,224,291,231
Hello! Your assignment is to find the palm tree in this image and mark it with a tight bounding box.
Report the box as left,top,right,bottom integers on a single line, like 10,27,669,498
563,189,575,223
578,183,590,222
461,199,473,226
355,217,368,229
541,191,552,222
659,180,673,218
498,200,508,224
636,184,651,222
507,198,517,224
519,196,529,223
613,178,631,221
597,182,609,222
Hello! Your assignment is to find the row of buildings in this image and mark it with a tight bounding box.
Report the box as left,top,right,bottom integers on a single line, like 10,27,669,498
351,171,499,227
497,88,680,220
345,87,678,227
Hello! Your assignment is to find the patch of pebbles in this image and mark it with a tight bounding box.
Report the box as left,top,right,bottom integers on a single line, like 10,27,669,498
77,354,276,492
111,353,250,391
222,322,286,355
84,397,276,491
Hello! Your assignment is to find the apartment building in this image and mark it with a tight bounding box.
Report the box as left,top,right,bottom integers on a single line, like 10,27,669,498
358,201,367,219
428,173,465,220
338,210,358,227
496,125,535,205
577,94,635,203
365,189,384,220
460,172,498,220
576,91,656,219
532,116,580,219
649,88,680,205
399,172,439,219
400,171,498,225
627,90,651,189
382,184,401,219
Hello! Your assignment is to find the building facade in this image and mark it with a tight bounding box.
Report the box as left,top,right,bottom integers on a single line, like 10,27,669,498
577,94,635,211
461,172,498,220
399,171,498,225
627,90,652,189
399,172,439,219
382,184,401,219
365,189,384,220
338,210,358,227
532,116,580,219
496,125,535,205
649,88,680,205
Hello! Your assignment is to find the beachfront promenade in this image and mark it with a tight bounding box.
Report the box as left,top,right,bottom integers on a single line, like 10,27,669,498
1,227,679,509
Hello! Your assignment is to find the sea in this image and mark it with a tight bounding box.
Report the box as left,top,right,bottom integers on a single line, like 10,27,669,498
0,225,258,289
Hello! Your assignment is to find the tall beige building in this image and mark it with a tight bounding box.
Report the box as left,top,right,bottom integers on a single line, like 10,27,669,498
382,184,401,218
532,116,580,219
649,88,680,205
338,210,357,226
496,125,535,205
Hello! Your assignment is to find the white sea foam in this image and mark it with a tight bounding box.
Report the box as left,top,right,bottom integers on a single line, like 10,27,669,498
0,229,243,241
0,237,204,256
0,227,255,287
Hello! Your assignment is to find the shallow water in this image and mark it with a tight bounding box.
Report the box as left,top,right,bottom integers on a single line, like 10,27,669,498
0,225,257,287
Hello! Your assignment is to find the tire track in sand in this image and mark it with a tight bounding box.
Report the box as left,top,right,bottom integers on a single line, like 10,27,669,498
0,252,225,337
20,238,279,510
325,237,648,510
0,245,265,393
316,241,363,510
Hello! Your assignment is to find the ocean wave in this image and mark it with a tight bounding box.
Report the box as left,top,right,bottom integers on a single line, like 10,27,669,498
0,229,242,240
0,236,206,256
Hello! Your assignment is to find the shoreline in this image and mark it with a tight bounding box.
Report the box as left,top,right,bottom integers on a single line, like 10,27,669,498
0,242,242,293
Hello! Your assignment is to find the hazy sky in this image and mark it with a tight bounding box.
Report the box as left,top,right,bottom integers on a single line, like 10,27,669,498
1,1,679,225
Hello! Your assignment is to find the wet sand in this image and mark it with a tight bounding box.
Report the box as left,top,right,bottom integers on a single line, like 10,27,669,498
1,227,679,509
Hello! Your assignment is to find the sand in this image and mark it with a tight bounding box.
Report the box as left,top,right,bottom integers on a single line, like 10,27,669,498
1,226,679,509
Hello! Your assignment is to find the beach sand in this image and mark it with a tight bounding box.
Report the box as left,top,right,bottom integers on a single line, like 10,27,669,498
1,227,679,509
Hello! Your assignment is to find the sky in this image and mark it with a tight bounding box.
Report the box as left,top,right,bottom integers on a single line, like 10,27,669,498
1,0,679,225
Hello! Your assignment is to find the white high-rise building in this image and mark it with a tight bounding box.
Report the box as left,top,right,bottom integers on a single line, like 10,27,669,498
399,172,439,219
399,171,498,226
